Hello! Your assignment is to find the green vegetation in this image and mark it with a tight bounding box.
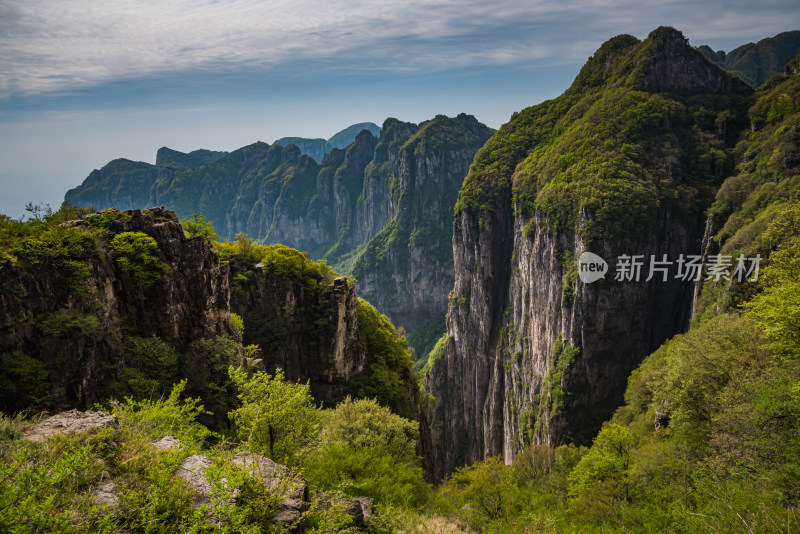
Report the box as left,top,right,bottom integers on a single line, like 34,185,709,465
0,372,431,533
229,366,320,467
693,49,800,320
110,231,170,290
181,213,218,243
111,335,180,402
0,352,51,414
456,29,750,243
354,298,417,419
306,397,426,507
413,333,449,375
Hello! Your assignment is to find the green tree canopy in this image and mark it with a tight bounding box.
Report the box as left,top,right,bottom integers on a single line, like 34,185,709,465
228,366,319,467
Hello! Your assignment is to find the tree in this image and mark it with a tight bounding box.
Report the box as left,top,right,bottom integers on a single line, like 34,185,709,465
228,366,319,467
109,231,170,290
180,213,218,243
305,397,427,507
444,457,513,521
568,423,634,501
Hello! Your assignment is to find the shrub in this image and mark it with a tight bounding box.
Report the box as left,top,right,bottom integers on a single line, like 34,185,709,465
228,366,319,467
109,231,170,290
306,397,427,507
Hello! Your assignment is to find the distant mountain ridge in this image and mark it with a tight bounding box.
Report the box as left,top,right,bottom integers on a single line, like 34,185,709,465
274,122,382,162
64,114,492,357
698,30,800,87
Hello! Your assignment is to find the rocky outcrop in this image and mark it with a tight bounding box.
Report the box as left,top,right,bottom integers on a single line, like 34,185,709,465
176,452,309,525
21,409,117,442
426,27,753,480
232,452,309,523
177,455,225,508
0,207,238,413
231,266,367,407
642,27,753,94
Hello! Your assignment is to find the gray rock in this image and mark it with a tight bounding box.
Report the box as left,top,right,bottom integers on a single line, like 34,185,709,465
94,480,118,509
151,435,181,450
176,452,308,526
316,493,373,527
232,452,308,524
176,454,218,507
21,410,116,442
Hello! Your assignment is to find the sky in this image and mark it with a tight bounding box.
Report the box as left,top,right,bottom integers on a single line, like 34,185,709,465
1,0,799,219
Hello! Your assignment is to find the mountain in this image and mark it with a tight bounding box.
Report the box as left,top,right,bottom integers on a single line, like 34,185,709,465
65,115,493,357
698,30,800,87
274,122,382,162
694,47,800,318
155,147,228,170
425,27,753,480
327,122,382,149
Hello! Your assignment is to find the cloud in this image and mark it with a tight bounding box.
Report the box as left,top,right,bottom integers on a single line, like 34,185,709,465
0,0,798,97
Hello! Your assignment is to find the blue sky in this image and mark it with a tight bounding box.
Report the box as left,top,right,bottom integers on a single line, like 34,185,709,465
1,0,799,219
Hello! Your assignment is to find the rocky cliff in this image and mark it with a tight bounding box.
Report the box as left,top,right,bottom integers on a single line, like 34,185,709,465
218,241,419,419
0,206,397,424
229,260,367,407
426,27,753,480
0,207,238,413
353,115,494,355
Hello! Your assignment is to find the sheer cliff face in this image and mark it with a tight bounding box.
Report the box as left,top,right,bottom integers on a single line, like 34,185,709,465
353,115,494,353
427,27,753,480
230,271,367,407
0,207,237,410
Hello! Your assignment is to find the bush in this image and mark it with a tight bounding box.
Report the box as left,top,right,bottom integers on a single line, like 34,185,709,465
182,336,240,430
228,366,319,467
306,397,427,507
109,231,170,290
111,335,180,402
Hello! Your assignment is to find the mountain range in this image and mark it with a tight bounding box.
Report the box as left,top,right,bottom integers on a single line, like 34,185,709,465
2,24,800,531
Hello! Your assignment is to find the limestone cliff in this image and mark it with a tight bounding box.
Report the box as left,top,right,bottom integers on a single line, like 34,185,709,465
353,114,494,355
426,27,753,480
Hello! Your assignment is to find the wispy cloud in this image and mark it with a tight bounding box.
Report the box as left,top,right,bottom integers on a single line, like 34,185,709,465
3,0,796,98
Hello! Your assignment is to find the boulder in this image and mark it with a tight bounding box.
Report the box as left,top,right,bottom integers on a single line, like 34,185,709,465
316,492,373,527
232,452,308,524
176,452,308,526
176,454,220,507
151,435,181,450
21,409,116,442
